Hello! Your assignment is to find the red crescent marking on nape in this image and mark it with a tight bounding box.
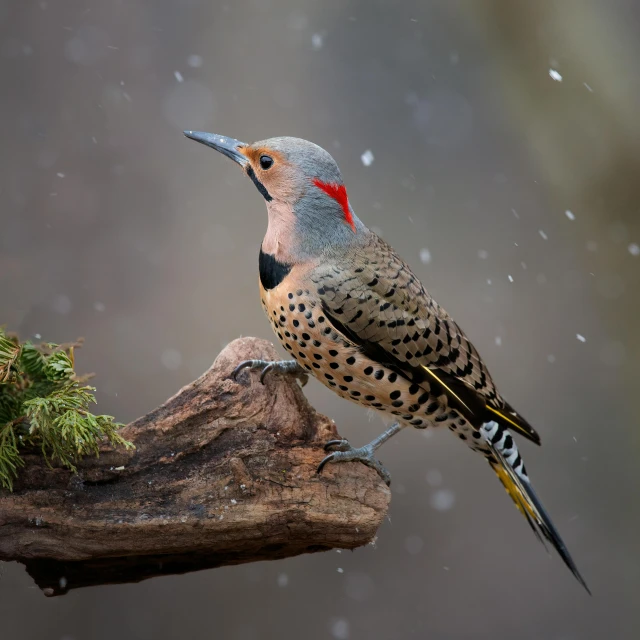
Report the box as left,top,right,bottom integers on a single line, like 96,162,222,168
312,179,356,232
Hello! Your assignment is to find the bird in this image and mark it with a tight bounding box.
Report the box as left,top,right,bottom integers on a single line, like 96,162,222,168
184,130,589,593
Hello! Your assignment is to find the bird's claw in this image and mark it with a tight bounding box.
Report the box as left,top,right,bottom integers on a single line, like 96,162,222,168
317,440,392,486
231,359,308,387
323,439,351,452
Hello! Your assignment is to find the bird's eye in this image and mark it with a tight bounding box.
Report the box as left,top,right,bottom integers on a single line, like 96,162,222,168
259,155,274,170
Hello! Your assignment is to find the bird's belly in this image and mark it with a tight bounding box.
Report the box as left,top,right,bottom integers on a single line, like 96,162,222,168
260,284,452,430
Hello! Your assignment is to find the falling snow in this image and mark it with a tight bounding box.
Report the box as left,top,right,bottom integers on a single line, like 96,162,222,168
549,68,563,82
404,535,424,555
565,210,576,221
539,229,548,240
174,70,184,83
628,243,640,256
419,248,431,264
52,294,71,315
478,249,489,259
508,275,513,283
277,573,289,587
576,334,586,343
187,54,203,68
430,488,455,511
330,618,350,640
161,348,182,370
426,469,442,486
360,149,374,166
311,33,323,50
495,336,502,346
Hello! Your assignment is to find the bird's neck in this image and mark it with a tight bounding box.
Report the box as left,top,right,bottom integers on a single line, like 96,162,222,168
262,198,368,266
262,200,298,264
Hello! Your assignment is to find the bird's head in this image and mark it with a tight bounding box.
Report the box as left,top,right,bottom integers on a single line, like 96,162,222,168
184,131,364,260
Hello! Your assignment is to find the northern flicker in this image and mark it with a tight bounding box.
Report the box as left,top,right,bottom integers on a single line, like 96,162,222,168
185,130,589,593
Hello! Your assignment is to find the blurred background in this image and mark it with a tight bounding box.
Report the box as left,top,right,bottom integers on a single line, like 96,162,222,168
1,0,639,638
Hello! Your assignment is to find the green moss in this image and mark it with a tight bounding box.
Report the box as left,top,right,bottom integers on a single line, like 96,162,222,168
0,328,133,490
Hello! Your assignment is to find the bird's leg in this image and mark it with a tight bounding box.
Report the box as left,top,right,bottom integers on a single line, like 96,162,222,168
231,359,309,387
317,422,403,487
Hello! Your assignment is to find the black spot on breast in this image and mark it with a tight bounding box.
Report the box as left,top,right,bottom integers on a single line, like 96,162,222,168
259,249,292,290
390,390,401,400
329,362,339,369
388,372,398,383
329,349,338,357
292,320,299,327
365,395,376,401
343,375,353,382
364,366,373,376
426,401,439,414
346,356,356,365
374,370,384,380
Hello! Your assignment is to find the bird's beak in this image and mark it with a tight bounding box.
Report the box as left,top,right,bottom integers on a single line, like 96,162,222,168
183,130,249,167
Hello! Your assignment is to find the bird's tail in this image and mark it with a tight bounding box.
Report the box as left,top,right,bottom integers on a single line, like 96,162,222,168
479,421,591,594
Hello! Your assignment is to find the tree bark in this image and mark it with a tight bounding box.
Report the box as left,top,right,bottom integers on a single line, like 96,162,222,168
0,337,390,596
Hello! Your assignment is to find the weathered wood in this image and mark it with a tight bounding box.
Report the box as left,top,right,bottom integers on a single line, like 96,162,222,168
0,337,390,596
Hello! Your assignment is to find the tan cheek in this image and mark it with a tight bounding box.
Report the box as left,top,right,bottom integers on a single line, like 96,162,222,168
265,166,300,201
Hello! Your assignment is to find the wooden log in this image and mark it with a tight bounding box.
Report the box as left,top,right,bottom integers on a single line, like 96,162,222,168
0,337,390,596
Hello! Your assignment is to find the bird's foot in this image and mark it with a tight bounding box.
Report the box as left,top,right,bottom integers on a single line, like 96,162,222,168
318,440,392,486
231,359,308,387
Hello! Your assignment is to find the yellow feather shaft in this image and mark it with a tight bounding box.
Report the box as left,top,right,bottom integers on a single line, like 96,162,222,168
486,405,530,436
421,366,472,414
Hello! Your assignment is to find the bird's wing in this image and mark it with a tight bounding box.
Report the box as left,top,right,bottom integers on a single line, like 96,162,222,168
312,234,540,444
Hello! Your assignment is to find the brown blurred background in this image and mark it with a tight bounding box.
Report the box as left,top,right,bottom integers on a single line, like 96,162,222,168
1,0,639,638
